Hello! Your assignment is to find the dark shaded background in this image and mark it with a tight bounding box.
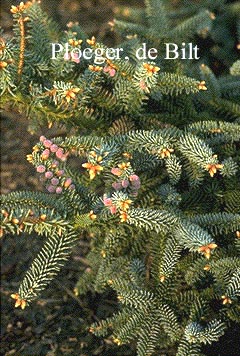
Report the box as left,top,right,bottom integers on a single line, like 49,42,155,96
1,0,144,42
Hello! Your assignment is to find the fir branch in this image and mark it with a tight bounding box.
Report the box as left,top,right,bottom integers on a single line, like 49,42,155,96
127,208,178,233
18,228,78,304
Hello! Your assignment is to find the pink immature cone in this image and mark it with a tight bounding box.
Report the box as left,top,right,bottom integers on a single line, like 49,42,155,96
40,135,46,142
104,66,116,77
41,149,50,160
56,148,64,159
111,167,122,176
69,184,75,190
109,68,116,77
50,144,59,153
47,185,56,193
36,165,46,173
51,160,59,168
103,197,112,206
60,154,68,162
129,174,140,182
71,52,80,64
130,175,141,189
121,179,129,188
64,52,80,63
51,178,59,186
43,139,52,148
45,171,53,179
56,169,65,177
64,52,71,61
112,182,122,190
110,206,117,214
56,187,63,194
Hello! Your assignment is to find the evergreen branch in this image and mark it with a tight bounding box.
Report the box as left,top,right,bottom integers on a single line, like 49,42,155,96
144,0,169,35
176,337,202,356
156,72,201,96
114,308,149,344
190,212,240,235
127,208,178,233
224,268,240,300
230,60,240,76
136,313,164,356
18,228,78,304
170,10,213,41
174,222,216,252
184,319,226,345
111,279,156,310
159,237,182,281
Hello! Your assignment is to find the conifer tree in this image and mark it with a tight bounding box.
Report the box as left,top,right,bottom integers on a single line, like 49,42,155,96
1,1,240,355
